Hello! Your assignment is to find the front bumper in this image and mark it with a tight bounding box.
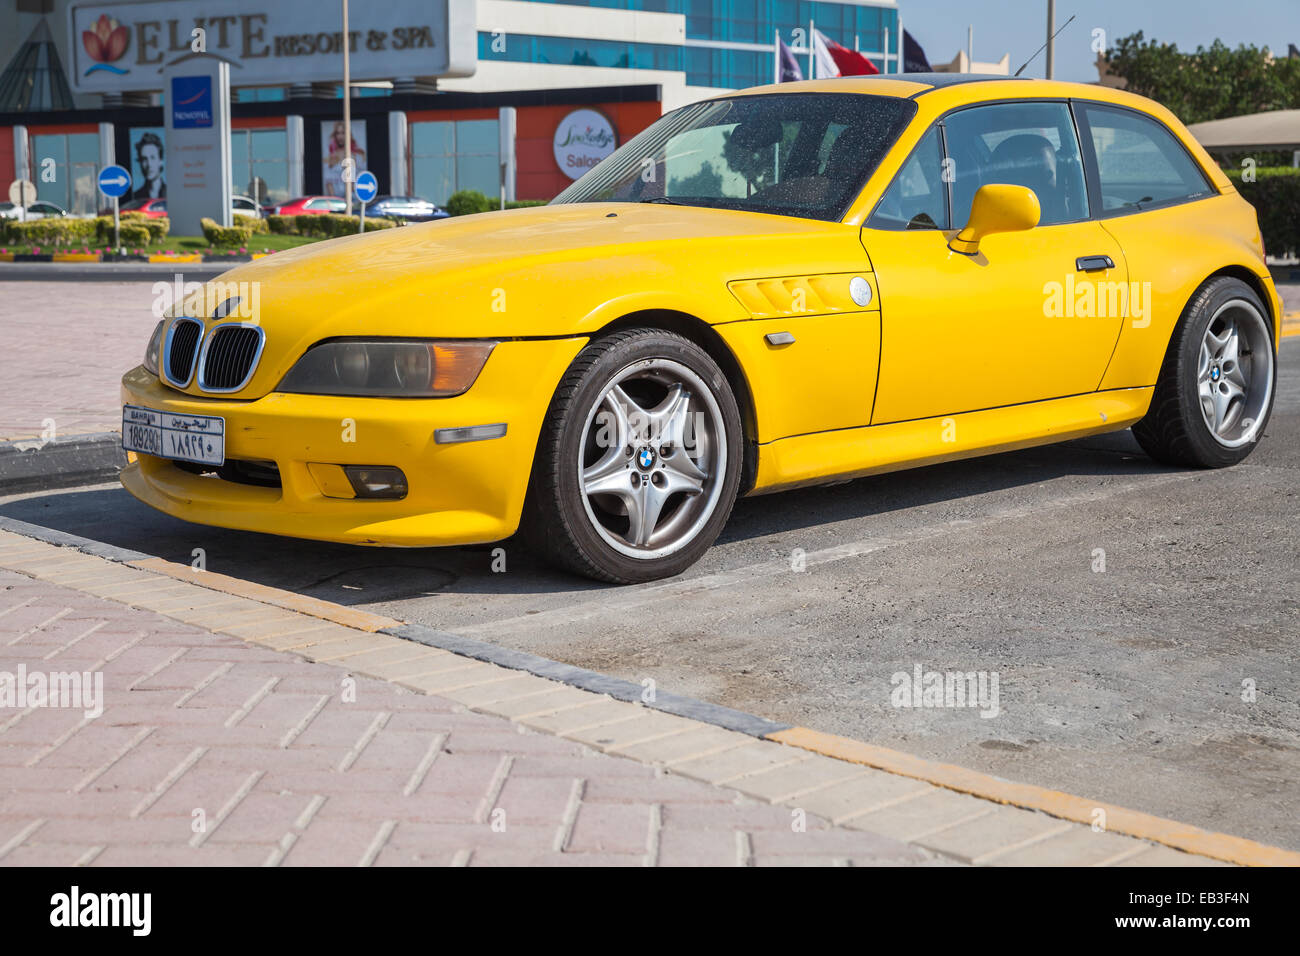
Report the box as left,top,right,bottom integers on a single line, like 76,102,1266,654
119,337,586,546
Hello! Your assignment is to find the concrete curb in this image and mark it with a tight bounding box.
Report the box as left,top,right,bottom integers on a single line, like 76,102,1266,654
0,433,125,495
0,516,1289,866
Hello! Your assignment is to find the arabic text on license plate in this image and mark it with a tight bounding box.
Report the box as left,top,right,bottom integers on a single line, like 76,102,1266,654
122,405,225,466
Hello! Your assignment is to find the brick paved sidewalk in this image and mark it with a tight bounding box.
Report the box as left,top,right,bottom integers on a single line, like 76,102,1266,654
0,530,1234,867
0,569,935,866
0,281,155,441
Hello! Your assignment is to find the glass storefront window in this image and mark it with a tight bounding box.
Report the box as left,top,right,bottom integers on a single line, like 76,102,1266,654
410,119,500,204
30,132,99,216
230,128,289,205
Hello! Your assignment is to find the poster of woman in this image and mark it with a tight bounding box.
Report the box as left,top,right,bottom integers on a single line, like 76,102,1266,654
322,120,367,197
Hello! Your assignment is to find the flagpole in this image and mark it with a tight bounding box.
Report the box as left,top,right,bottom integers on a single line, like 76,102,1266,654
897,14,904,73
883,27,890,72
808,19,815,78
774,28,780,83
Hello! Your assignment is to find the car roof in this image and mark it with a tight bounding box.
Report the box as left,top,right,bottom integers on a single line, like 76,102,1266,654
724,74,1166,114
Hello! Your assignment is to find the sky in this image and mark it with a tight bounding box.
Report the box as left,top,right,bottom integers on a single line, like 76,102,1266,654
899,0,1300,82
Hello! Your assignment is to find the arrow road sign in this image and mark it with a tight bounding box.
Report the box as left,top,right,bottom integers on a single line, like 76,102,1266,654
97,165,132,198
354,170,378,204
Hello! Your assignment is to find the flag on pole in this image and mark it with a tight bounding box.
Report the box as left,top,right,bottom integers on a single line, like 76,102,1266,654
903,30,933,73
813,29,880,77
775,35,803,82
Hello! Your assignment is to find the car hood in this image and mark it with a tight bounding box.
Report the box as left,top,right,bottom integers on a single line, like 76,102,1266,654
175,202,867,399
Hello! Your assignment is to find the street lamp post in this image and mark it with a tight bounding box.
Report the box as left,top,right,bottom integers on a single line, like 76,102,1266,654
342,0,353,216
1046,0,1055,79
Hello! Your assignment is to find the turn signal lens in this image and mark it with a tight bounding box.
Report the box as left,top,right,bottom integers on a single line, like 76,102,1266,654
143,319,164,375
278,340,497,397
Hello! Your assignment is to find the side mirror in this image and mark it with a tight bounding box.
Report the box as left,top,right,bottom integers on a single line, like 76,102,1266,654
948,184,1041,255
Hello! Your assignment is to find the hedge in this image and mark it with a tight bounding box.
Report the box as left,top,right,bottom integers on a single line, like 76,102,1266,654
234,213,269,234
117,222,152,247
291,213,395,237
1226,166,1300,259
267,214,296,234
200,217,254,247
3,217,96,245
446,189,494,216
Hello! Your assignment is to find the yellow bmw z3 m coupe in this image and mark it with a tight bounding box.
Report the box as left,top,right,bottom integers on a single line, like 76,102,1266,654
121,74,1280,583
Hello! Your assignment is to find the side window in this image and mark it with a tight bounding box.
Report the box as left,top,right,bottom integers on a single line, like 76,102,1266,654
944,101,1089,227
868,127,948,230
1079,104,1213,213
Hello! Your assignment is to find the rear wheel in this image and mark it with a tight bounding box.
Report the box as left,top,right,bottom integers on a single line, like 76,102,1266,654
524,329,742,583
1133,277,1275,468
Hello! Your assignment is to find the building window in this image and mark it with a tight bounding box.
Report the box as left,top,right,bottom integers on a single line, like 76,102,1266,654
410,119,500,204
30,132,98,215
231,128,289,206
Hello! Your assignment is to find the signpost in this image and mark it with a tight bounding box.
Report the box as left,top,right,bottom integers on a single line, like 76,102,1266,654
97,165,132,249
354,171,377,233
7,180,36,222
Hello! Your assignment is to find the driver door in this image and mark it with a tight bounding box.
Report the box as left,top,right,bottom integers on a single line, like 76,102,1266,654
865,101,1127,425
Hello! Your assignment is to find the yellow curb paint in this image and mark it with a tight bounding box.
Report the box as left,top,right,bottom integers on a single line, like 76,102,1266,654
127,557,402,633
1281,312,1300,338
52,253,101,262
0,253,13,262
768,726,1300,867
148,254,203,263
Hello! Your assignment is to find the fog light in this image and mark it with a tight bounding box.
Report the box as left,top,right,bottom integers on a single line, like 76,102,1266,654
343,465,408,499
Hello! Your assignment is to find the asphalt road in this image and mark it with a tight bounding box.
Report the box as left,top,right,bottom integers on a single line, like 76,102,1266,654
4,337,1297,851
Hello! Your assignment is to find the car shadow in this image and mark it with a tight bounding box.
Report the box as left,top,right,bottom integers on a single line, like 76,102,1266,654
1,429,1175,607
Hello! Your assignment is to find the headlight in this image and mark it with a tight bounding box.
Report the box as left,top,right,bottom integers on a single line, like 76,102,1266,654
143,320,165,375
278,339,496,397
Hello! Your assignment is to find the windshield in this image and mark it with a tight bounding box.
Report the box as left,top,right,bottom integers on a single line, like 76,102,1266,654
553,93,915,222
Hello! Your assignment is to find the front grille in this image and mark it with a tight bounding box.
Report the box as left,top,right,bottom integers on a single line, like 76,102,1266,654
166,318,202,384
199,325,263,391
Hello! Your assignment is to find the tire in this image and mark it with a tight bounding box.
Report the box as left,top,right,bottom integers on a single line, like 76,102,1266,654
1132,276,1276,468
524,328,743,583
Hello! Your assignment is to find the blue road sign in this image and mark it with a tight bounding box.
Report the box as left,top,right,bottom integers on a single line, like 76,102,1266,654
98,165,132,198
354,171,378,204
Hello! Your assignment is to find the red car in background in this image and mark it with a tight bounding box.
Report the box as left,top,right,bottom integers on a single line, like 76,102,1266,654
98,197,167,218
265,196,347,216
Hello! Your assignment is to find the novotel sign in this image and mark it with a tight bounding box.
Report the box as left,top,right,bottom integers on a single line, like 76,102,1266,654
67,0,476,93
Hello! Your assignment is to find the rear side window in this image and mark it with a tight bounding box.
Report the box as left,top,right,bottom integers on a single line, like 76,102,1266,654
868,127,949,230
1078,104,1212,213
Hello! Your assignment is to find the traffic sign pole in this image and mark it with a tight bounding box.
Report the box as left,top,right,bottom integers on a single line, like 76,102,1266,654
353,171,378,234
96,165,132,252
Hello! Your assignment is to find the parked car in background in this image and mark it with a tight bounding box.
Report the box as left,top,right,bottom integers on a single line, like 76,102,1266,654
1,200,68,220
266,196,347,217
367,195,449,222
232,195,263,219
100,197,167,218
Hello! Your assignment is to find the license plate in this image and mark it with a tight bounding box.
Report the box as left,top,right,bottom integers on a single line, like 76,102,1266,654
122,405,225,467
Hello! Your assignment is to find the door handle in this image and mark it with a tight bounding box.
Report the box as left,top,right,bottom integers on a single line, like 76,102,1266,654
1076,255,1115,272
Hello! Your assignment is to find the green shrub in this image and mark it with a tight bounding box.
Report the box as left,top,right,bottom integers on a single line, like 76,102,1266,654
1226,166,1300,258
235,213,269,235
267,214,296,234
117,222,151,247
446,189,493,216
91,215,166,245
292,213,395,237
4,217,97,246
200,217,254,247
505,199,549,209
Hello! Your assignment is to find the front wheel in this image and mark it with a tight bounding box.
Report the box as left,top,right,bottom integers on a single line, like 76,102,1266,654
524,329,743,583
1133,276,1276,468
